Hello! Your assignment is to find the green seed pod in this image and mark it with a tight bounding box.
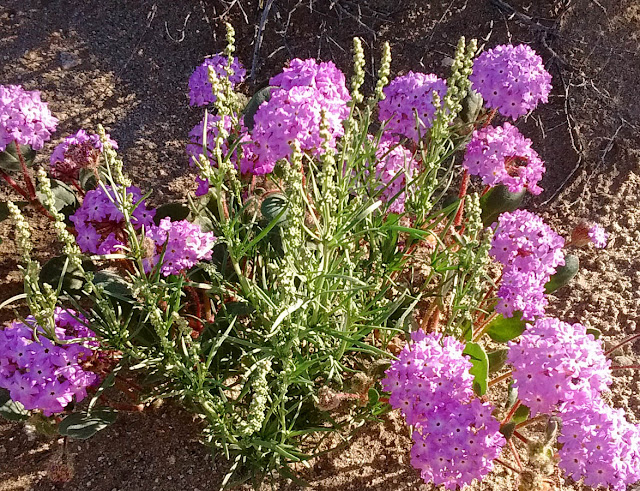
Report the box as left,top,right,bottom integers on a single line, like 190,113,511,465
480,185,526,227
544,254,579,294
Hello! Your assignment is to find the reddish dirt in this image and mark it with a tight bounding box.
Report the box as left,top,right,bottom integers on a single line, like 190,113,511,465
1,0,639,489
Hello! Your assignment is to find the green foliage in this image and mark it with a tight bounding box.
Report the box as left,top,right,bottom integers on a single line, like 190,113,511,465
58,409,118,439
545,253,579,293
487,312,527,342
463,342,489,395
0,388,29,421
0,142,36,172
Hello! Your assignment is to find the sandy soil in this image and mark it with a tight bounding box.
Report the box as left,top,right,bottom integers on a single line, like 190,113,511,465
1,0,639,489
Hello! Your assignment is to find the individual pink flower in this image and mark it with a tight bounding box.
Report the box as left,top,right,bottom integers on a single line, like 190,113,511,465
463,123,545,195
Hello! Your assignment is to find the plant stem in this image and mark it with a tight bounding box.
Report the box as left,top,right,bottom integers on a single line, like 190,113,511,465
512,430,530,444
453,169,469,228
501,400,521,425
612,365,640,370
605,333,640,356
472,311,498,342
0,169,30,199
515,415,547,430
488,370,513,388
14,141,36,199
508,439,524,471
494,458,521,474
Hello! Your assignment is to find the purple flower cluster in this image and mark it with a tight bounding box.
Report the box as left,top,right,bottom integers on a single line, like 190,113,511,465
463,123,545,195
588,223,608,249
470,44,552,120
370,137,419,213
558,398,640,491
490,210,565,320
186,115,261,187
383,331,505,489
144,218,216,276
251,59,350,171
50,129,118,182
411,397,505,490
0,84,58,151
507,317,611,416
0,308,98,416
70,185,155,254
188,55,246,107
378,72,447,142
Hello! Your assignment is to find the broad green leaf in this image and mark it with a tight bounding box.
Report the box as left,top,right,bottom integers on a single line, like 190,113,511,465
0,142,37,172
545,254,579,294
487,348,509,374
463,342,489,396
512,404,530,424
499,422,516,440
586,327,602,339
368,388,380,405
58,409,118,439
480,185,526,227
487,312,527,343
243,86,275,131
39,255,94,293
0,389,29,421
36,178,78,213
153,202,191,225
261,193,288,224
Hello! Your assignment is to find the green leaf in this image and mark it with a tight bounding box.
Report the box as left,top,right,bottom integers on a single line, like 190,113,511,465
487,312,527,343
545,254,579,294
36,178,78,214
79,168,97,191
0,142,37,172
243,86,275,131
93,271,133,300
368,388,380,405
480,185,526,227
463,342,489,396
460,89,483,124
58,409,118,439
512,404,530,424
499,422,516,440
586,327,602,340
153,202,191,225
39,255,94,293
261,193,288,224
0,389,29,421
487,348,509,374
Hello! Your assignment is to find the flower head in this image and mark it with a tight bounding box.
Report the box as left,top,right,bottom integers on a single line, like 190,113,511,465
382,330,474,426
558,398,640,491
0,308,98,416
50,129,117,182
0,84,58,151
508,317,611,416
185,114,258,184
144,218,216,276
188,55,245,107
369,137,420,213
490,210,564,320
251,72,349,170
411,398,505,490
70,185,155,254
463,123,545,195
470,44,552,119
378,72,447,142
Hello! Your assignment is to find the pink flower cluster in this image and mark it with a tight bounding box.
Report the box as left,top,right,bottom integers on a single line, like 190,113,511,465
383,331,505,489
0,308,98,416
0,84,58,151
70,185,155,254
371,138,419,213
50,129,118,182
588,223,608,249
144,218,216,276
186,115,263,190
378,72,447,142
507,317,611,416
463,123,545,195
490,210,565,320
470,44,552,119
558,398,640,491
188,55,246,107
251,59,350,172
